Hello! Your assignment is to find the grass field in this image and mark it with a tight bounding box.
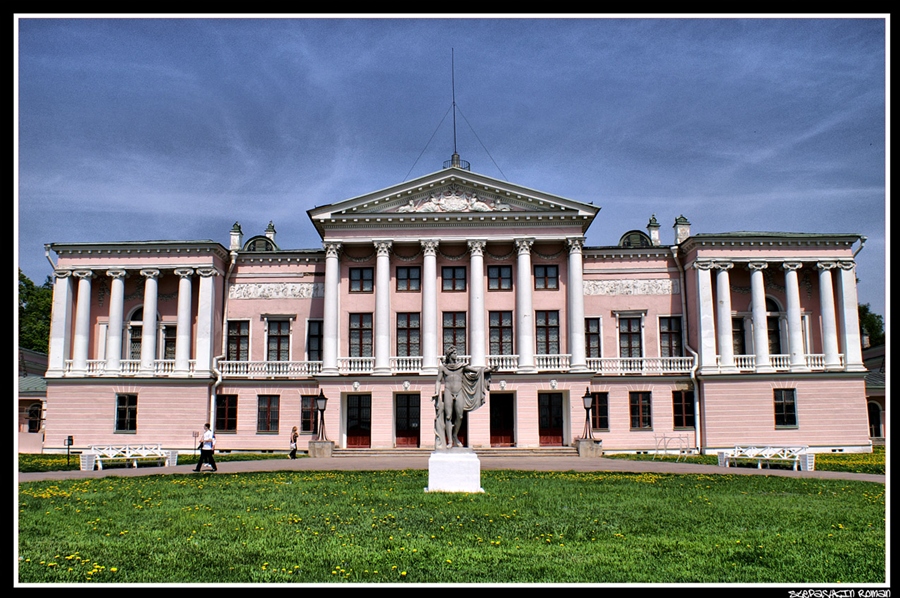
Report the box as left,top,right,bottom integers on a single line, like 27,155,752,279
18,467,885,584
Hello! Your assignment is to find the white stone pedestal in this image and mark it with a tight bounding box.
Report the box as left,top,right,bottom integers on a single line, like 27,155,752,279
425,448,484,493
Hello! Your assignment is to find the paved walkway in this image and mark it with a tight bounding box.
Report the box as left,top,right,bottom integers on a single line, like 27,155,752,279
18,455,885,484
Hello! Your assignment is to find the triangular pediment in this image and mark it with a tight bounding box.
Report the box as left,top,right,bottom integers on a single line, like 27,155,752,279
307,167,599,236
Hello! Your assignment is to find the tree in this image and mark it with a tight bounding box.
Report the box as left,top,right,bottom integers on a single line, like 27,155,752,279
858,303,885,347
18,268,53,354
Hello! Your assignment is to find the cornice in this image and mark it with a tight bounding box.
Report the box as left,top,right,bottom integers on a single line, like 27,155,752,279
50,241,229,263
679,233,860,254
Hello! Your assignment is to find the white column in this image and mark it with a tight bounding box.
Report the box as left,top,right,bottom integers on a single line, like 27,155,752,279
421,239,439,376
468,240,487,368
748,262,773,373
515,238,536,373
46,270,73,377
174,268,194,375
694,261,717,374
70,269,94,375
714,262,737,372
817,262,842,370
782,262,809,371
321,242,341,376
566,237,587,372
837,261,865,371
373,240,393,375
195,268,218,376
104,270,127,374
139,269,160,373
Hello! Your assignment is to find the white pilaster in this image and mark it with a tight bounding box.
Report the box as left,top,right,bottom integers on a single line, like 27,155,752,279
515,238,536,373
321,242,342,376
70,270,94,375
694,261,717,374
837,261,865,371
104,270,127,374
174,268,194,375
139,269,160,373
567,237,587,372
373,240,393,375
195,268,218,376
468,240,487,368
714,262,738,372
46,271,73,377
748,262,774,373
782,262,809,371
421,240,439,376
817,262,842,370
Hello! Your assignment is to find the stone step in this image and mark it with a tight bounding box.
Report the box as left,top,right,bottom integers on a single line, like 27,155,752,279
331,446,579,458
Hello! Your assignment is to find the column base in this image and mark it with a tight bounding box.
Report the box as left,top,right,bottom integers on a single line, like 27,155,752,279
320,367,339,376
372,367,392,376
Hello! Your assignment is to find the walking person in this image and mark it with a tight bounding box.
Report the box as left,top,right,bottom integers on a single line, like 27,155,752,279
289,426,299,459
193,423,217,472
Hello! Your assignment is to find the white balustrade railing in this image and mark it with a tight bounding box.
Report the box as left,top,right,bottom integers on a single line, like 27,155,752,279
586,356,695,375
64,359,193,376
338,357,376,374
390,356,423,372
535,354,571,371
733,355,756,371
219,360,323,377
487,354,519,371
769,354,791,371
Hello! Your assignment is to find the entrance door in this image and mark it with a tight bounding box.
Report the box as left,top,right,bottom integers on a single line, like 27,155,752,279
538,392,564,446
395,394,420,447
346,394,371,448
490,393,515,447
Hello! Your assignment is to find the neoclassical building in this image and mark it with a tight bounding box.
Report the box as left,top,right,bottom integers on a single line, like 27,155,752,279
42,158,872,455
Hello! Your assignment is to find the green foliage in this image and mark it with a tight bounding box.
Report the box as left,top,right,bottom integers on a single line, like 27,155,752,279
17,470,885,583
858,303,885,346
18,269,53,354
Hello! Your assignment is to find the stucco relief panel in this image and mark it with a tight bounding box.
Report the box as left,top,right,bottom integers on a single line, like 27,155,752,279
583,279,680,296
229,282,324,299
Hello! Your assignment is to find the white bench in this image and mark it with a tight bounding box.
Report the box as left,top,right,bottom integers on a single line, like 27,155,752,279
717,445,814,471
80,444,178,471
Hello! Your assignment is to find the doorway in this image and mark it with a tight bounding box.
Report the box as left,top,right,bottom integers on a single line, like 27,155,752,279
490,393,515,447
538,392,564,446
395,393,420,447
346,394,371,448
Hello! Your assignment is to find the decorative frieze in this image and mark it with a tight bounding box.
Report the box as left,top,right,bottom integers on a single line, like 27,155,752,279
229,282,325,299
583,279,680,296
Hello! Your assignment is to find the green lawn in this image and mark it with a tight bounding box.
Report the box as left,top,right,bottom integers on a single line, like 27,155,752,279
18,469,885,584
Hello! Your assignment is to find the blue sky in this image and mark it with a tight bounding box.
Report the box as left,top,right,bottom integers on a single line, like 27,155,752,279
15,16,887,317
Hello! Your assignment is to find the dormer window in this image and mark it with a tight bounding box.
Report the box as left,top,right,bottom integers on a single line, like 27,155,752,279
619,231,652,248
245,237,276,252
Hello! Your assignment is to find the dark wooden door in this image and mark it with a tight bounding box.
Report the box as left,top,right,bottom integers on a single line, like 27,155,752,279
346,394,371,448
490,393,515,447
395,394,420,447
538,392,564,446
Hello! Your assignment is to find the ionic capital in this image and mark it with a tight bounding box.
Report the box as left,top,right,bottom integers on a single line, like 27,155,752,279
139,268,160,280
174,268,195,278
196,268,219,278
106,269,127,279
54,269,72,280
747,262,768,272
692,260,715,270
816,261,837,271
72,269,94,279
713,261,733,270
837,261,856,271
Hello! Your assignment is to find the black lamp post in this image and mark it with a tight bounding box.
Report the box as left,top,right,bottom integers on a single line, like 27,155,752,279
315,390,329,442
581,387,594,440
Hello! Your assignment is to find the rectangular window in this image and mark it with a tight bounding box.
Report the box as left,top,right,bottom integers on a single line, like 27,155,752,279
267,320,290,361
535,310,560,354
301,395,318,434
442,266,467,291
489,311,514,355
659,317,683,357
442,312,467,355
619,317,643,358
257,395,280,432
732,318,746,355
115,394,137,432
397,266,421,292
629,391,652,429
585,317,602,358
774,389,797,427
350,267,374,293
162,326,177,360
349,313,373,357
216,394,238,432
534,265,559,290
228,321,249,361
673,390,695,428
488,265,512,290
397,313,421,357
307,320,323,362
129,325,142,360
591,392,609,430
768,316,783,355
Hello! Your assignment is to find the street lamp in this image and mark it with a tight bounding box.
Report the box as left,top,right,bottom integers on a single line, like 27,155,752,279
315,390,329,442
581,387,594,440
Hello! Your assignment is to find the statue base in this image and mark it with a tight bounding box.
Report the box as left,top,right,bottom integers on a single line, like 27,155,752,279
576,438,603,458
307,440,334,458
425,448,484,493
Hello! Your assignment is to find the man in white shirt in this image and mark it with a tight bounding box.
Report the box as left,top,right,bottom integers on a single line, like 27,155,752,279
193,423,217,472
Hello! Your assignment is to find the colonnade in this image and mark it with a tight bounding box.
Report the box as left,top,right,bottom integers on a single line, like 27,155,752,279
693,259,865,374
46,267,219,377
319,237,588,376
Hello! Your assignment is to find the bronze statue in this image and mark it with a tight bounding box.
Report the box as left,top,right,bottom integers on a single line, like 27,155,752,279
433,345,493,449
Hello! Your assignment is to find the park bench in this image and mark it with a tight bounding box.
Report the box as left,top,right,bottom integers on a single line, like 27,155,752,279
717,445,814,471
80,444,178,471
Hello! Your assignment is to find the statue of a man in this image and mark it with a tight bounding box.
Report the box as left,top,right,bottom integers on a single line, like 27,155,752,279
433,345,493,449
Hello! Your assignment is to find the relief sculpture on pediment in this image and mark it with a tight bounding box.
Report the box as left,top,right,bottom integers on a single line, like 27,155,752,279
394,184,511,213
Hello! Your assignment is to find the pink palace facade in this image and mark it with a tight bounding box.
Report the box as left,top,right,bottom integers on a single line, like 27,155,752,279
42,160,872,455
